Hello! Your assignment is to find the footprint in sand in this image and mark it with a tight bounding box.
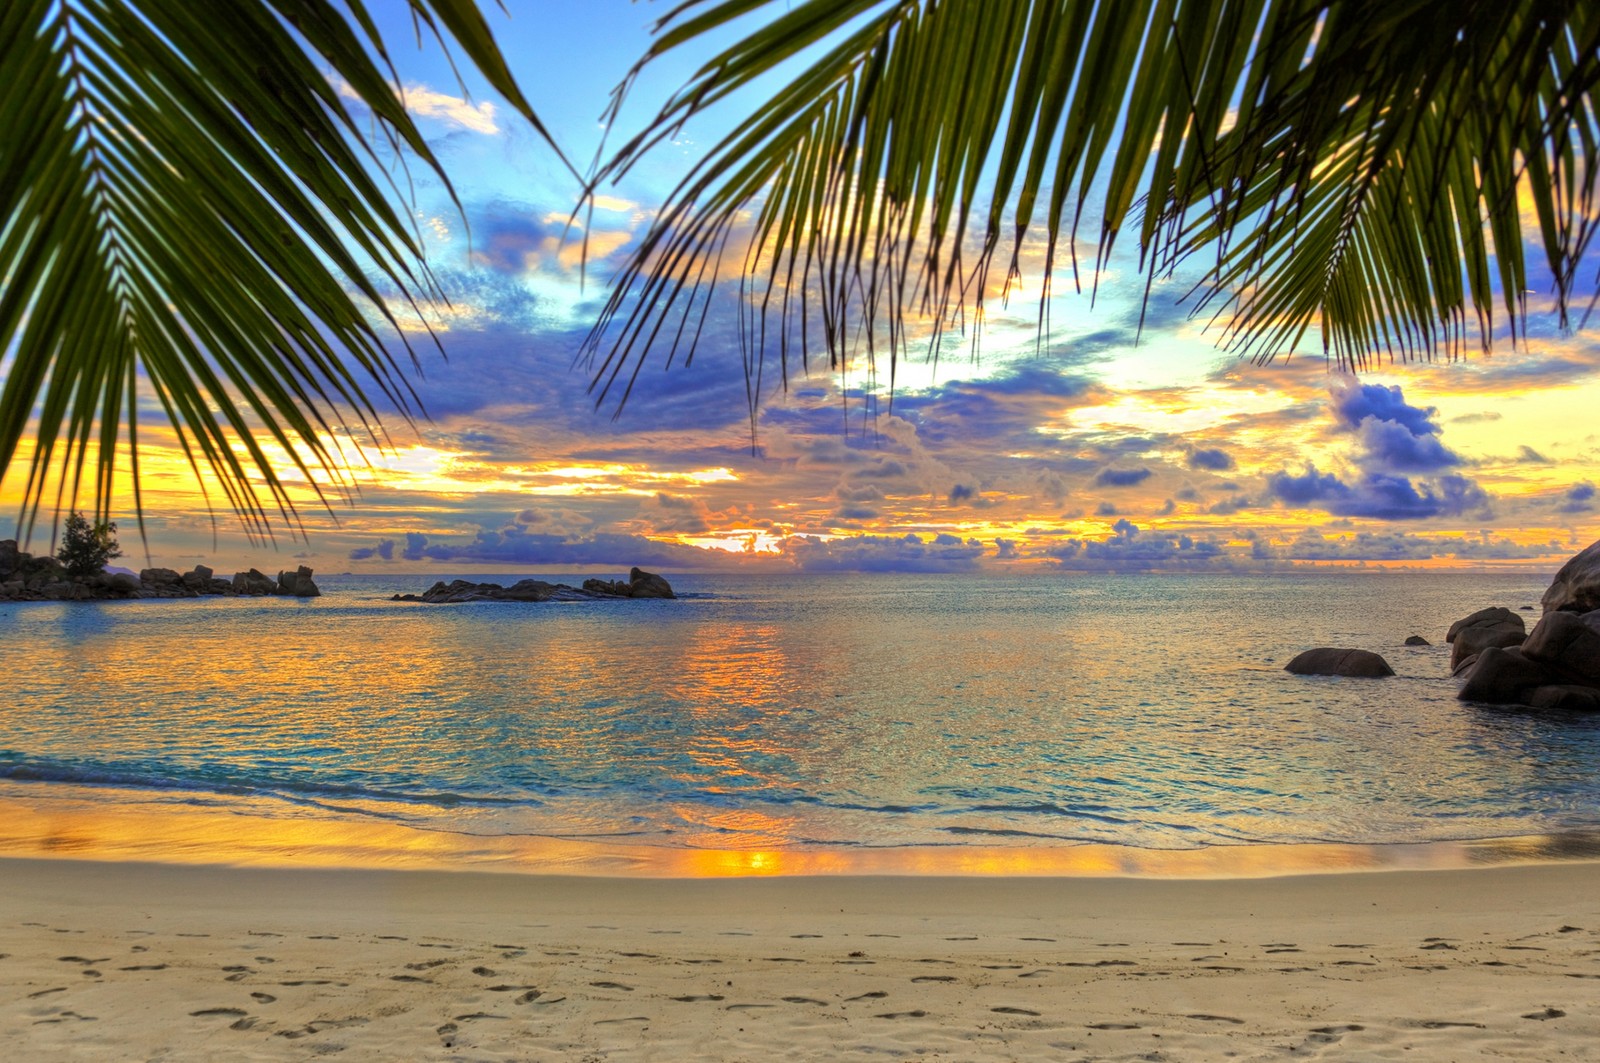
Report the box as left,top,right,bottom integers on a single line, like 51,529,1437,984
846,991,888,1002
912,976,958,983
1411,1020,1486,1029
1522,1007,1566,1020
277,1017,370,1039
992,1006,1040,1016
671,994,726,1002
515,990,542,1005
1064,959,1136,968
792,933,822,939
471,966,496,976
1087,1022,1140,1030
594,1016,649,1024
119,964,166,971
1305,1023,1365,1045
782,997,828,1006
190,1008,249,1018
875,1010,927,1019
390,974,431,983
407,960,450,971
250,993,276,1004
618,951,659,958
486,984,540,993
28,988,67,999
1187,1014,1245,1024
982,964,1023,970
590,981,634,991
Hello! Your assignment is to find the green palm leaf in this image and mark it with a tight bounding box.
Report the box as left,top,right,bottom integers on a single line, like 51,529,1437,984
0,0,561,543
586,0,1598,409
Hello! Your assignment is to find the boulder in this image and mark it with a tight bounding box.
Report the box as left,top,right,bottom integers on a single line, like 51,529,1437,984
1447,607,1526,670
233,568,278,595
0,539,18,580
276,566,320,597
1457,646,1557,704
140,567,182,586
1284,648,1395,677
106,572,143,595
1525,685,1600,711
627,567,675,599
1521,609,1600,686
1541,539,1600,614
1404,635,1431,646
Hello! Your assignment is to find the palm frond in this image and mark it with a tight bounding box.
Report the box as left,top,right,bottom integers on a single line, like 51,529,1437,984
0,0,561,544
585,0,1599,412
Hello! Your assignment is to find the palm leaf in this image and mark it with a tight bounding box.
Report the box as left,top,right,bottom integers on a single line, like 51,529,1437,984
0,0,562,544
585,0,1598,412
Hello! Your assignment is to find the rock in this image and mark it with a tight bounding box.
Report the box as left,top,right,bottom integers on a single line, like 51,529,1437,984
1447,608,1526,670
1284,648,1395,677
1521,609,1600,686
396,569,676,604
0,539,18,580
107,573,143,594
1457,646,1557,704
140,567,182,586
1541,539,1600,614
627,567,675,599
1404,635,1431,646
1525,685,1600,711
276,566,320,597
233,568,278,596
1451,652,1481,677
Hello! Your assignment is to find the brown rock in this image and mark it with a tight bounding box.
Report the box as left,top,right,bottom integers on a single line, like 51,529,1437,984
1521,610,1600,686
1525,685,1600,711
1448,608,1527,670
1404,635,1431,646
1457,646,1556,704
627,567,675,599
1541,539,1600,615
1284,648,1395,677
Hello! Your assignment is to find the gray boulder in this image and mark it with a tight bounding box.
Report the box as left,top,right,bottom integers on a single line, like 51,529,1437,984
276,566,321,597
626,567,675,599
1447,607,1526,670
233,568,278,595
1526,685,1600,711
1541,539,1600,615
1404,635,1431,646
1285,648,1395,677
1457,646,1557,704
1521,609,1600,686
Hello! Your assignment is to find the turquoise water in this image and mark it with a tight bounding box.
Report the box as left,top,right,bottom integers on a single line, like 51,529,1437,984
3,570,1599,864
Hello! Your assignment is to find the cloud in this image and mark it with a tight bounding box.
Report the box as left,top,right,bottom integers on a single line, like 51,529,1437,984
1258,528,1566,563
1047,520,1225,572
1094,466,1153,487
947,483,977,504
348,538,396,561
1186,447,1236,471
1333,382,1464,472
358,526,717,569
1265,465,1490,520
783,532,986,572
335,78,499,134
1560,482,1596,514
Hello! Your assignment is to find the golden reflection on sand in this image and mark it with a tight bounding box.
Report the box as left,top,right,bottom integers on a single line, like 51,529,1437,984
3,793,1597,880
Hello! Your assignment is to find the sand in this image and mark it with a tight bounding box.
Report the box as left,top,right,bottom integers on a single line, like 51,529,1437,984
3,856,1598,1061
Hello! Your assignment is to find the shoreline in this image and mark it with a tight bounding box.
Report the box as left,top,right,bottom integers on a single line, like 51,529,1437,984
5,791,1600,880
4,855,1598,1059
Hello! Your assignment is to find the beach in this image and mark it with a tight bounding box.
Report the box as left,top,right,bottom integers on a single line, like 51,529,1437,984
5,856,1598,1060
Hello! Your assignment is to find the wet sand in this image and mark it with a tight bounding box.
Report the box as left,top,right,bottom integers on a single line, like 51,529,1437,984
3,856,1598,1060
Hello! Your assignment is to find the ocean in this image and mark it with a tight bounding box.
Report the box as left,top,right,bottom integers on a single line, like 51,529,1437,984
3,569,1599,875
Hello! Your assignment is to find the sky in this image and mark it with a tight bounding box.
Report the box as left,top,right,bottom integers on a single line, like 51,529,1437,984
4,0,1599,576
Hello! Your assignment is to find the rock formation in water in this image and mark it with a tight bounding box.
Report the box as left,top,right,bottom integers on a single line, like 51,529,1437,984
0,540,320,601
1453,539,1600,710
393,567,676,604
1284,647,1396,677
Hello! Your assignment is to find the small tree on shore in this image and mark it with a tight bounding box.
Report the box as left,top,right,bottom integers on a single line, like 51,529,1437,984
57,512,122,581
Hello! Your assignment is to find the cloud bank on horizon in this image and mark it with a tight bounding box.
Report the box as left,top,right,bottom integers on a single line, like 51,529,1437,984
3,2,1597,574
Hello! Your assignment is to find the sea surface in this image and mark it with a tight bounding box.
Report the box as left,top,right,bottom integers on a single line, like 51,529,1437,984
4,569,1600,875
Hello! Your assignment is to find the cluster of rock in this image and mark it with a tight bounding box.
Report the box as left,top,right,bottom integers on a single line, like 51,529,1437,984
1450,542,1600,711
1281,539,1600,712
393,567,675,604
0,539,319,601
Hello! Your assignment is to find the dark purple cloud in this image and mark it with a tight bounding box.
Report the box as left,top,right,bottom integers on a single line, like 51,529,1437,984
783,532,985,572
1186,447,1236,471
1266,466,1489,520
1047,520,1225,571
1094,466,1153,487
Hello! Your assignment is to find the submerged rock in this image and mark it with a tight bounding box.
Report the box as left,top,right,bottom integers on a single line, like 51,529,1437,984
1284,648,1395,677
1404,635,1431,646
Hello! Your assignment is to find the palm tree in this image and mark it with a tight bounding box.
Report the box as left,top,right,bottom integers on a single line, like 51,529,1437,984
585,0,1598,410
4,0,1596,537
0,0,564,543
